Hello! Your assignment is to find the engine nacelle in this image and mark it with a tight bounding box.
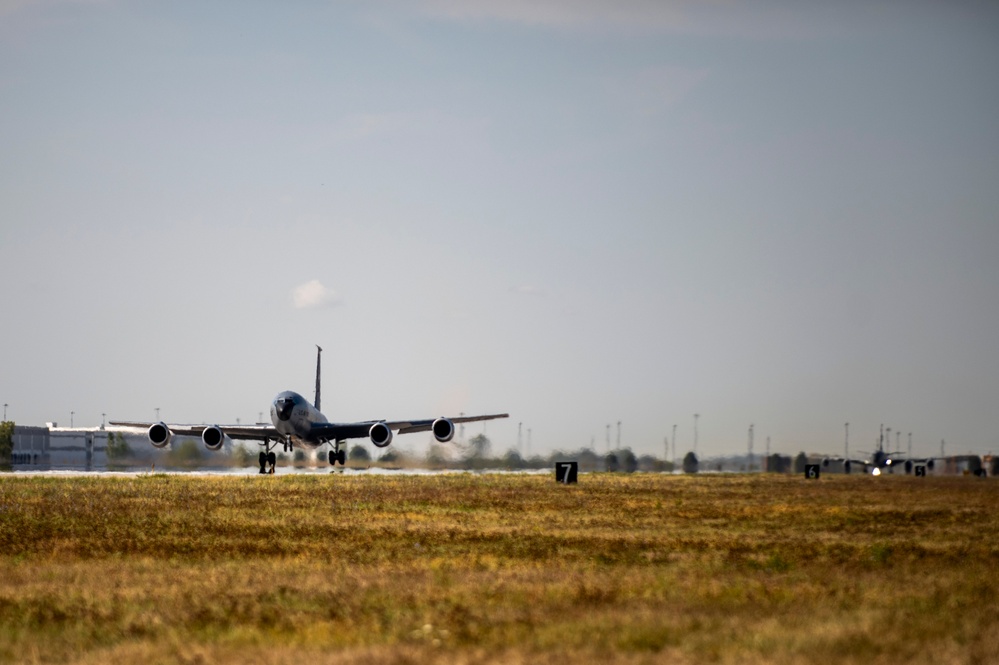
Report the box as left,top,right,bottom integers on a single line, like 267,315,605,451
202,426,225,451
148,422,172,448
369,422,393,448
432,417,455,443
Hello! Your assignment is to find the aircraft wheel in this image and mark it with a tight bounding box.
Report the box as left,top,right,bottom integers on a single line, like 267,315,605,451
267,452,277,466
328,450,336,466
338,449,346,465
258,452,268,474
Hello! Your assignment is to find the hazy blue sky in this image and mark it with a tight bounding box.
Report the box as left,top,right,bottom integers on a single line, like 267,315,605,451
2,1,997,460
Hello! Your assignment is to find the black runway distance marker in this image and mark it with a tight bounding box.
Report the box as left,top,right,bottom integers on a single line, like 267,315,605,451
555,461,578,484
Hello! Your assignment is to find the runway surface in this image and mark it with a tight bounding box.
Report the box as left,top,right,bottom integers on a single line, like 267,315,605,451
6,466,552,477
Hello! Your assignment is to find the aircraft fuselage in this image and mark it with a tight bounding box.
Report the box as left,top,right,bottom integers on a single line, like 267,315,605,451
270,390,327,447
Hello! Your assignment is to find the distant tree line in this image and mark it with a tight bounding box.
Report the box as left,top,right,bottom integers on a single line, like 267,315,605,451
106,432,132,469
0,421,13,468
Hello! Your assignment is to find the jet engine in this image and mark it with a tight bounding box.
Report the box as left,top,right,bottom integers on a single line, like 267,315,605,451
432,417,455,443
148,422,172,448
202,426,225,451
369,422,393,448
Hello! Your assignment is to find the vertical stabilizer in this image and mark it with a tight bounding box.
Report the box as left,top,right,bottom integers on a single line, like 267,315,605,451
315,345,323,412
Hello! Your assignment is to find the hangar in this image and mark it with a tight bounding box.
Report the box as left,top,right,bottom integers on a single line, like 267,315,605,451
10,425,142,470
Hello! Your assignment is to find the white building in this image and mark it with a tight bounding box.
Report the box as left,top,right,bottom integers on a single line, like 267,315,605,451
12,425,144,470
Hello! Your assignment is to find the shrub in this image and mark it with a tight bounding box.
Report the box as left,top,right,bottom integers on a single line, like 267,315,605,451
682,451,699,474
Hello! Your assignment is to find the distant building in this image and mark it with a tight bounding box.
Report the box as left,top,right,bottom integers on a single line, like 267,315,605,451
765,454,792,473
11,426,144,470
943,455,984,476
11,426,49,467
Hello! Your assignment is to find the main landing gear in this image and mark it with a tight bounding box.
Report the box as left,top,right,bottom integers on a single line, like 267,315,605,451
329,440,346,467
258,451,276,474
258,438,283,474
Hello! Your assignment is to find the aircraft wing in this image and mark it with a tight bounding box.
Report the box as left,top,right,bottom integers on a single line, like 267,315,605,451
109,421,279,442
822,456,868,464
885,456,941,467
307,413,509,440
391,413,510,435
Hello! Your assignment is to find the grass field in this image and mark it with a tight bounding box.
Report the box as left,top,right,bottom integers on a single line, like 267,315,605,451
0,472,996,664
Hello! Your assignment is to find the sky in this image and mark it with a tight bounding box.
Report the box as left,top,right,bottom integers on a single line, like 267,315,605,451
1,1,998,461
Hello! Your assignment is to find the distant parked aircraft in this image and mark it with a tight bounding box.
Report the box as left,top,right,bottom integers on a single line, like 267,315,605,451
823,425,940,475
112,346,508,473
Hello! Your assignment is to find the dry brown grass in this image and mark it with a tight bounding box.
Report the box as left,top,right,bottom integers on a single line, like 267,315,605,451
0,473,996,664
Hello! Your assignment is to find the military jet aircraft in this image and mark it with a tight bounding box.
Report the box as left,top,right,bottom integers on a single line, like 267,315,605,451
823,425,939,475
112,346,508,473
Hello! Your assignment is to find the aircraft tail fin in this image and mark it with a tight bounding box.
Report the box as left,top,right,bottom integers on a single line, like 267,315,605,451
315,345,322,412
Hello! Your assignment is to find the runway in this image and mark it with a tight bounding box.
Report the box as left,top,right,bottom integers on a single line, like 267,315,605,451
6,466,552,478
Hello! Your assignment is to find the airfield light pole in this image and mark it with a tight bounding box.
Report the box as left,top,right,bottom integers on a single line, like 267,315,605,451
672,424,677,466
102,413,106,429
527,428,532,458
896,431,901,452
155,407,160,421
3,404,7,420
908,432,912,458
886,427,891,452
844,422,849,459
70,411,74,428
693,414,700,454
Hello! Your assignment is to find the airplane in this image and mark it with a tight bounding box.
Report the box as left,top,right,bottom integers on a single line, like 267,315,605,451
111,346,509,473
823,425,940,476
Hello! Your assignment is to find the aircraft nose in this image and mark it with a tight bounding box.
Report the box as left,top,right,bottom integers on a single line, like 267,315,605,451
275,397,294,422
